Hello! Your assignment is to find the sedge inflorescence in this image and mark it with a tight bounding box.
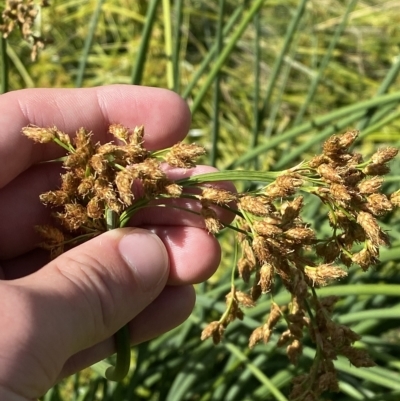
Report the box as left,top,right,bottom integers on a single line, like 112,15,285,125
0,0,49,61
23,125,399,399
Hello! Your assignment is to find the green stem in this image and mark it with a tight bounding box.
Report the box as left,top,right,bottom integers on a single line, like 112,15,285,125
103,209,131,381
0,14,8,94
131,0,160,85
75,0,105,88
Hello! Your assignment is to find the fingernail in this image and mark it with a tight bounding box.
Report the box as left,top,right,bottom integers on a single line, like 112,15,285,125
118,229,169,292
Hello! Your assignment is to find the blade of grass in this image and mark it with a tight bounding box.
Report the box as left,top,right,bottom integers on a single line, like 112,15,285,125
0,13,8,94
210,0,225,166
257,0,308,134
6,44,34,88
190,0,267,115
162,0,173,89
357,54,400,131
228,91,400,169
181,3,245,99
172,0,183,92
250,8,261,150
224,342,289,401
293,0,358,125
75,0,105,88
131,0,160,85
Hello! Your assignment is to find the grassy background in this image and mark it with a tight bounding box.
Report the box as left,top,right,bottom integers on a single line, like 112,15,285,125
2,0,400,400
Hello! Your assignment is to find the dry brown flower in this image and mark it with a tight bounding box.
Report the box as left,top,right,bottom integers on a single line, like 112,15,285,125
371,147,399,165
304,264,347,286
165,142,206,168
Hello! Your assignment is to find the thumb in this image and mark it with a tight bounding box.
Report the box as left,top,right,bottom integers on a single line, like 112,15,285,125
15,227,169,358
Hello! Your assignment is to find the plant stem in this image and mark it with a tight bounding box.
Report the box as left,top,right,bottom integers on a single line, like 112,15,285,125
0,13,8,94
103,209,131,381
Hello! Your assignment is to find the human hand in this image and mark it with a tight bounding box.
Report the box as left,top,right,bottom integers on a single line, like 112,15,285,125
0,85,233,400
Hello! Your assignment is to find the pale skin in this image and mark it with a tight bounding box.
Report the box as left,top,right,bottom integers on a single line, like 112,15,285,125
0,85,234,400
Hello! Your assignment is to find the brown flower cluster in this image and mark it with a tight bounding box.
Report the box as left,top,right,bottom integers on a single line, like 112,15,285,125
201,130,399,400
24,125,399,397
1,0,49,61
23,123,205,257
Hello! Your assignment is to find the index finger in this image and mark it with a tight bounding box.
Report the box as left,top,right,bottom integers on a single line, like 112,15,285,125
0,85,191,187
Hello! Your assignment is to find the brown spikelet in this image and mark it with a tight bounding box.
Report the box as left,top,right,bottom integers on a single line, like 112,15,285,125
164,183,183,197
253,221,283,237
249,327,264,348
201,187,237,205
165,142,206,168
57,203,89,231
201,321,224,344
365,193,393,216
39,190,70,206
390,190,400,207
22,125,57,143
351,248,378,271
259,263,274,293
35,225,64,250
364,163,390,176
281,196,303,224
109,123,130,142
309,154,329,168
86,196,104,219
235,291,256,307
323,131,358,156
115,169,136,205
371,147,398,165
252,235,271,263
238,195,272,216
317,164,343,183
330,183,351,202
304,264,347,286
284,227,315,244
201,207,222,234
129,125,145,146
356,211,389,246
78,176,96,197
357,177,384,195
287,339,302,365
316,241,340,263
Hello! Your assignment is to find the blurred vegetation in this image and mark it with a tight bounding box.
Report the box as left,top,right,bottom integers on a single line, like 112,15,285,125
2,0,400,400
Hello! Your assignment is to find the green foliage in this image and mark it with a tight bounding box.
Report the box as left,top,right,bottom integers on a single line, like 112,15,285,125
3,0,400,399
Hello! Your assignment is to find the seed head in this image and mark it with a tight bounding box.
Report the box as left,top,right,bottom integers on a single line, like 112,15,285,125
39,190,70,206
281,196,303,224
22,125,57,143
317,164,343,183
165,142,206,168
201,187,237,205
390,190,400,207
330,183,351,203
284,227,315,245
304,264,347,287
287,339,302,365
201,207,222,234
108,123,130,142
253,221,283,238
201,321,224,344
351,248,378,271
259,263,274,293
238,195,272,216
363,163,390,176
371,147,398,165
357,177,384,195
316,241,340,263
357,211,389,246
365,193,393,216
